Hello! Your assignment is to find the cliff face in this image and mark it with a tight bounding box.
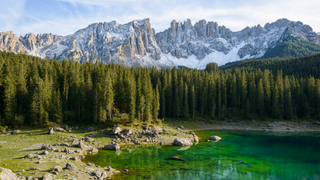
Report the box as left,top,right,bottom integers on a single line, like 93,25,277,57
0,18,319,68
155,18,320,68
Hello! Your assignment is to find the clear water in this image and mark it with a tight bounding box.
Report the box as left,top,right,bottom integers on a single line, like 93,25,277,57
84,131,320,180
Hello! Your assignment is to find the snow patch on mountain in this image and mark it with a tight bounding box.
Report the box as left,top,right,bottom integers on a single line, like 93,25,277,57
1,18,319,69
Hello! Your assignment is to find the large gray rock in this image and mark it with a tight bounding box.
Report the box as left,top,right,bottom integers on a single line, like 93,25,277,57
42,173,53,180
12,130,20,134
123,129,133,136
209,136,222,141
84,136,94,142
0,167,17,180
173,138,193,146
112,126,123,135
52,166,62,172
66,163,76,170
48,128,54,134
53,127,65,132
41,144,52,150
87,127,95,131
104,144,120,150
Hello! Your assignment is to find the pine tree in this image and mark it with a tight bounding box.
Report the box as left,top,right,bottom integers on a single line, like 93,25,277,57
211,95,216,119
3,72,16,125
183,83,189,119
257,79,264,116
272,85,281,119
152,85,160,120
191,85,196,120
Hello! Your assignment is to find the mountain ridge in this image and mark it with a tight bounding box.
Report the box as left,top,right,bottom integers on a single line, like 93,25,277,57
0,18,319,69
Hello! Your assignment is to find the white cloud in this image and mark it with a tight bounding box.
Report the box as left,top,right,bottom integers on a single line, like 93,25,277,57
0,0,26,33
1,0,320,36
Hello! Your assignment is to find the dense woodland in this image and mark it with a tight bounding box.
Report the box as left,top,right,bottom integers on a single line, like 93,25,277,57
262,36,320,59
221,53,320,78
0,51,320,127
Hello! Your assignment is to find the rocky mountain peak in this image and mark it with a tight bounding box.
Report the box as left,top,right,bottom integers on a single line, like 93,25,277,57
0,18,319,69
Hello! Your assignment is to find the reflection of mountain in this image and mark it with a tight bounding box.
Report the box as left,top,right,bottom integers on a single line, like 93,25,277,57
1,19,320,68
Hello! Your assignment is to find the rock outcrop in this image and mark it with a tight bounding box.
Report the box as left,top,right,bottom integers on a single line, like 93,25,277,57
65,163,76,170
209,136,222,141
1,18,319,69
173,138,193,146
0,167,17,180
103,144,120,150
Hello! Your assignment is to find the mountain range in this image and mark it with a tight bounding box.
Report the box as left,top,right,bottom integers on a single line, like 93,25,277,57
1,18,320,69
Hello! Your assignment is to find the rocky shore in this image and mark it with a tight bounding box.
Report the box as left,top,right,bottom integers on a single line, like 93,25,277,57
0,124,199,180
1,118,320,179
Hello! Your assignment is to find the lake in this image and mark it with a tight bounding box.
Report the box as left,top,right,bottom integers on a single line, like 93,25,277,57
84,130,320,180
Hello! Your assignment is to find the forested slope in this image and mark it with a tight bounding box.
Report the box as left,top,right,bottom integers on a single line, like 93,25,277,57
221,53,320,78
0,51,320,127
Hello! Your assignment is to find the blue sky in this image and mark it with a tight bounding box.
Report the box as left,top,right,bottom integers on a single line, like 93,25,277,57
1,0,320,36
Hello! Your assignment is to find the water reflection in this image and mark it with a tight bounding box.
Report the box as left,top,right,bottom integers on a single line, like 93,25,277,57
84,131,320,180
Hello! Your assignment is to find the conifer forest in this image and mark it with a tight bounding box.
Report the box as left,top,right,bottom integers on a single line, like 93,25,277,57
1,51,320,127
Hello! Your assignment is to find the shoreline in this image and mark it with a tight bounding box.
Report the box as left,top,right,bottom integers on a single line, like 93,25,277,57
1,119,320,179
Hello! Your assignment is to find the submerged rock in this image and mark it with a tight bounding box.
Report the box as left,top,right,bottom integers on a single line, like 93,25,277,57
168,156,185,161
173,138,193,146
208,136,222,142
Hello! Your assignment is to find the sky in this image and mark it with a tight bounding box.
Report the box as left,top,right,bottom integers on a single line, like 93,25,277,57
1,0,320,36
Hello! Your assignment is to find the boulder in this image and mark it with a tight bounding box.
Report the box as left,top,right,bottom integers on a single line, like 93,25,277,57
41,151,49,155
123,129,133,136
52,166,62,172
89,147,99,153
41,144,52,150
12,130,20,134
112,126,123,135
101,172,108,179
48,128,54,135
87,127,95,132
86,163,95,167
24,154,35,158
29,167,40,170
84,136,94,142
104,144,120,150
93,170,102,178
168,156,185,161
194,137,199,143
77,141,85,148
66,163,76,170
144,126,163,135
17,177,26,180
0,167,17,180
42,173,53,180
209,136,222,141
53,127,65,132
173,138,193,146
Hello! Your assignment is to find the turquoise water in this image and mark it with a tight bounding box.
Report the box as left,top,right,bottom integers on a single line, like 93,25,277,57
84,131,320,180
